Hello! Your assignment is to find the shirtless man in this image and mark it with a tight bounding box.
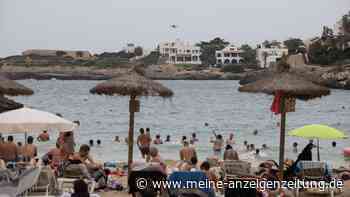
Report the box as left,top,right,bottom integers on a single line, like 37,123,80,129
137,128,151,160
2,136,18,162
23,136,38,161
211,134,223,157
179,141,197,162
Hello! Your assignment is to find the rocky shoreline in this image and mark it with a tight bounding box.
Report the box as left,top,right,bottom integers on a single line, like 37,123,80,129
1,59,350,90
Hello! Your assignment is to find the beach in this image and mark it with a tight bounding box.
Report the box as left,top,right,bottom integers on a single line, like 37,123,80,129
9,79,350,168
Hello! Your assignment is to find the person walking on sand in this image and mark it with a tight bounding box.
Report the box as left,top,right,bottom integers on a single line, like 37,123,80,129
137,128,151,161
179,141,197,162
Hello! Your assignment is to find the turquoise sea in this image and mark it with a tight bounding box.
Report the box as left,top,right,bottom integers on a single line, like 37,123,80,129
9,80,350,168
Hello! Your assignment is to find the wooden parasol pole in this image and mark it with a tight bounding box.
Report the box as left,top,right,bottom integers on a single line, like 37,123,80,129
279,94,286,180
317,139,320,161
127,95,137,178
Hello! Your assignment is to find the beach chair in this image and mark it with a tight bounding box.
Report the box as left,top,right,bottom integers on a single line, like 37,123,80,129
222,161,259,197
167,171,215,197
28,166,59,197
295,161,335,197
222,160,251,178
0,167,41,197
296,161,329,180
58,163,96,193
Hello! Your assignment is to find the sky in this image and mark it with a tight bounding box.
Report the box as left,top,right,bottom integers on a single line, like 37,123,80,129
0,0,349,57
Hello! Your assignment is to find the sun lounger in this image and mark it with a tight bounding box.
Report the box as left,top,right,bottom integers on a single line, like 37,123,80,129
0,167,41,197
222,160,251,178
296,161,330,180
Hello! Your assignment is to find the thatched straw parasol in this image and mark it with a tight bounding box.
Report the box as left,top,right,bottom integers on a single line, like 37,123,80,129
0,76,34,96
90,71,173,177
0,95,23,113
238,60,330,179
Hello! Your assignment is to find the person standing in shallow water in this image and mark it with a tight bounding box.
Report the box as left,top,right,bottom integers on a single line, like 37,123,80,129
211,134,224,157
137,128,151,161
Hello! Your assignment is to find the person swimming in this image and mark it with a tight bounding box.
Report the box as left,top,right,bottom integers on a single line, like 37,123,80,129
255,148,260,156
293,142,298,153
165,135,171,142
190,133,198,144
114,136,120,142
181,136,187,144
262,144,269,150
332,141,336,147
89,139,94,147
97,139,101,147
253,129,258,135
249,144,255,151
153,134,163,145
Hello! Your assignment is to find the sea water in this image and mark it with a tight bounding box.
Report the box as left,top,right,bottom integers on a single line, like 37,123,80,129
9,80,350,167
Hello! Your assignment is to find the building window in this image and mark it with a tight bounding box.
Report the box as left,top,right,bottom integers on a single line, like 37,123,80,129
193,56,198,62
231,59,238,64
218,59,222,64
224,53,230,57
177,56,184,62
224,59,230,64
217,53,222,57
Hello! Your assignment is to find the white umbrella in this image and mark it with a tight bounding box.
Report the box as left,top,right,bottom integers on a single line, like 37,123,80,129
0,107,77,133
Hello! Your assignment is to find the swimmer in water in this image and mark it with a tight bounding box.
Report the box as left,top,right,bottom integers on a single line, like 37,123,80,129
181,136,187,145
114,136,120,142
97,139,101,147
190,133,198,145
153,134,163,145
89,139,94,147
249,144,255,151
255,149,260,158
204,122,209,127
165,135,171,142
262,144,269,150
253,129,258,135
332,141,336,147
244,140,248,146
293,142,298,153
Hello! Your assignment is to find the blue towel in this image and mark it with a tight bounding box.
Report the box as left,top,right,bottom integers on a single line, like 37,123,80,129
168,171,215,197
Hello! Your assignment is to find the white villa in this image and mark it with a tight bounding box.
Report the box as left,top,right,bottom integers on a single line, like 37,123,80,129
158,39,201,64
256,43,288,68
215,44,244,65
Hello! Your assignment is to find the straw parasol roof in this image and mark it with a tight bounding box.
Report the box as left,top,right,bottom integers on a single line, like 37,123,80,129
90,72,173,97
0,95,23,113
238,72,330,100
0,76,34,96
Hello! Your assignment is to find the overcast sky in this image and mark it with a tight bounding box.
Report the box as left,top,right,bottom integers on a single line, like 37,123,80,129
0,0,349,57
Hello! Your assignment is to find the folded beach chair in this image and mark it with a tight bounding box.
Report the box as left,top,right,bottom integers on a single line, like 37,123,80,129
222,160,251,178
222,161,259,197
0,167,41,197
29,166,59,196
296,161,330,180
167,171,215,197
295,161,335,197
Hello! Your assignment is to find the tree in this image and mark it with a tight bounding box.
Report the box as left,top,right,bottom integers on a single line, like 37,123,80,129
240,44,257,65
134,46,143,57
196,37,229,65
283,38,304,54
